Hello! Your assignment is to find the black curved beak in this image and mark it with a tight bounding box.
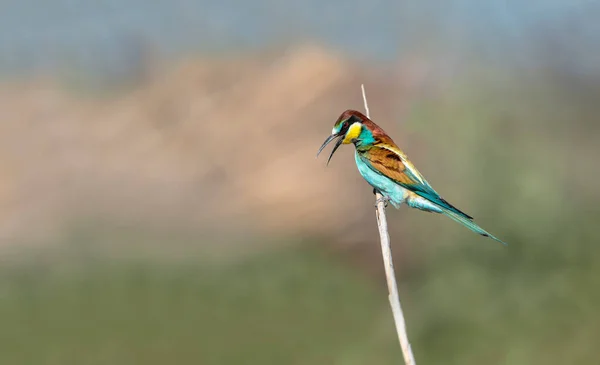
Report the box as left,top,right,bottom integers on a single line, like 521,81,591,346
316,133,344,166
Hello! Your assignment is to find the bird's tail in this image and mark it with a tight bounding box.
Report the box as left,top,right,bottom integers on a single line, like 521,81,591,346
440,207,507,245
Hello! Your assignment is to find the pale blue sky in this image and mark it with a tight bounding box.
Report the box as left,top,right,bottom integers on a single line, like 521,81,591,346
0,0,597,76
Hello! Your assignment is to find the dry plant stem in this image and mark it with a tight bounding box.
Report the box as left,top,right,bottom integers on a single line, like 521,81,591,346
361,84,416,365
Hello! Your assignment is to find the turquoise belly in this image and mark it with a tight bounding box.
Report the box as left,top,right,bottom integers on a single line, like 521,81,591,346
354,151,407,208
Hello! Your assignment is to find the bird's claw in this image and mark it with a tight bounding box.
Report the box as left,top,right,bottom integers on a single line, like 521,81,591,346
374,196,389,208
372,189,389,207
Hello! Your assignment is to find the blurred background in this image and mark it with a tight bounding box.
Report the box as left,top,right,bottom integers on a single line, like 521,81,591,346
1,1,599,364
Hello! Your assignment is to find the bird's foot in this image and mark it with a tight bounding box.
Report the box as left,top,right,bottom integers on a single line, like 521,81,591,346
374,196,390,208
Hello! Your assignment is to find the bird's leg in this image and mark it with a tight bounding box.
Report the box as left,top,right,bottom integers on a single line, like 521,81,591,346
373,191,390,208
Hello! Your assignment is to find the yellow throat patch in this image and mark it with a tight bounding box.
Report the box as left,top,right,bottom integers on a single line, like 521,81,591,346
343,122,362,144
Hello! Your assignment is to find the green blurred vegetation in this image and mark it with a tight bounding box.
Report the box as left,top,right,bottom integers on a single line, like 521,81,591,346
400,67,600,364
0,233,402,365
1,197,599,365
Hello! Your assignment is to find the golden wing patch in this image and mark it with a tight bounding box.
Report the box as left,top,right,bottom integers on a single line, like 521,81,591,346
366,147,419,186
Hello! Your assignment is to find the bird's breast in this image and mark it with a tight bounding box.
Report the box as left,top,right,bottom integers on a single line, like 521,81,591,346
354,151,407,205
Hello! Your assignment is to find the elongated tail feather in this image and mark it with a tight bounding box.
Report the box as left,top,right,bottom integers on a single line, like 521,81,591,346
440,207,507,245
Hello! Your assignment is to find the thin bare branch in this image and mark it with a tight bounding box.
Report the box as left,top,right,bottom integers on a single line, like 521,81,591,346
361,84,370,119
361,83,416,365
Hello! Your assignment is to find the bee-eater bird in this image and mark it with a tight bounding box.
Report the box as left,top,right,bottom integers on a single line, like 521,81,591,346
317,109,506,245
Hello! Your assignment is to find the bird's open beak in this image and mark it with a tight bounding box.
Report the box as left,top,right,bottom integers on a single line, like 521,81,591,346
316,133,344,166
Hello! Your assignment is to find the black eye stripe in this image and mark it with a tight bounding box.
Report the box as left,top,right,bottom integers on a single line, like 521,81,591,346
339,121,351,134
335,115,360,135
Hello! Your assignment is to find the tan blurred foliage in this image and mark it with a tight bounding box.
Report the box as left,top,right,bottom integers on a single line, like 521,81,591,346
0,44,426,249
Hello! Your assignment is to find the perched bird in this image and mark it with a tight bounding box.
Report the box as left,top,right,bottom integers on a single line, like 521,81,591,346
317,109,506,245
